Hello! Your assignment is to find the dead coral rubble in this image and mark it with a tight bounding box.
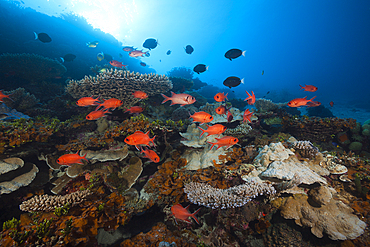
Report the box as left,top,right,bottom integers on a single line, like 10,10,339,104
66,69,172,108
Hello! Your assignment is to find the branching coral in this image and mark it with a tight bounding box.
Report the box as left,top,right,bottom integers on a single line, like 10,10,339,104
66,69,172,109
184,178,276,209
0,53,66,81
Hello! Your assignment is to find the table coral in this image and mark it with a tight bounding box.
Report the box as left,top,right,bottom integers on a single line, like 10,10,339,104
66,68,172,109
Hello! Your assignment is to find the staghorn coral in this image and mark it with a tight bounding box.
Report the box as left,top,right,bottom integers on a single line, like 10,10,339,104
19,189,92,212
66,69,172,109
0,53,66,81
292,140,320,158
184,177,276,209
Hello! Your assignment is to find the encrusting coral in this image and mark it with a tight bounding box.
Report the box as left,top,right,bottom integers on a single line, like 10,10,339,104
0,53,66,81
66,68,172,109
19,189,92,212
184,177,276,209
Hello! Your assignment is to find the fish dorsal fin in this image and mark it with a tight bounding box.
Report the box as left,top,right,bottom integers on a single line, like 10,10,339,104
134,131,144,134
303,96,307,99
170,91,176,96
185,205,190,210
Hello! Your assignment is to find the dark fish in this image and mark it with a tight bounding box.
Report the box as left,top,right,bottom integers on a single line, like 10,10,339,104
34,32,52,43
223,76,244,88
143,38,158,50
166,50,171,55
62,54,76,62
140,62,146,67
224,48,246,61
159,60,161,62
104,53,113,62
262,70,264,75
144,52,150,57
185,45,194,54
227,110,233,123
193,64,208,74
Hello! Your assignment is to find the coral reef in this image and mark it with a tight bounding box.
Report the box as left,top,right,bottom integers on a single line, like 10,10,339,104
223,122,252,137
19,189,92,212
291,140,320,158
282,116,357,143
0,102,30,121
0,157,39,194
184,177,276,209
2,88,39,112
169,76,193,92
254,98,285,113
280,188,366,241
0,53,66,81
66,69,172,109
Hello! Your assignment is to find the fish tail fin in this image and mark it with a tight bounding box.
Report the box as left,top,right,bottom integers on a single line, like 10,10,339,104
81,151,88,161
191,208,201,224
225,93,228,101
241,78,245,84
161,94,170,104
309,96,317,102
299,85,304,90
150,136,156,147
34,32,38,40
206,66,209,71
242,50,246,57
198,127,206,137
207,141,216,150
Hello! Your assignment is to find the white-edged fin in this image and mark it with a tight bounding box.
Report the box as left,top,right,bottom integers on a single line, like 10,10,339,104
242,50,247,56
206,66,209,71
241,78,245,84
60,57,64,63
34,32,38,40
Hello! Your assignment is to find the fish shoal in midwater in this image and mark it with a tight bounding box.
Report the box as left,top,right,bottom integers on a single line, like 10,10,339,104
223,76,244,88
287,96,317,107
184,45,194,54
224,48,246,61
193,64,208,74
34,32,52,43
143,38,158,50
161,92,196,106
57,151,87,166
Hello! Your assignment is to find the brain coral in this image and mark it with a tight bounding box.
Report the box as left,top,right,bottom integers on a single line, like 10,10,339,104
66,69,172,108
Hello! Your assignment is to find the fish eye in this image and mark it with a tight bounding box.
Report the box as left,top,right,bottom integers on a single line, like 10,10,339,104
125,138,130,142
234,139,237,142
57,159,60,163
86,116,90,119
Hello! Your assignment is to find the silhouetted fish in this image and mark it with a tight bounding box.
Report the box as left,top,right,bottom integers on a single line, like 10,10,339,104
224,48,246,61
223,76,244,88
185,45,194,54
193,64,208,74
143,38,158,50
62,54,76,62
34,32,52,43
166,50,171,55
140,62,147,67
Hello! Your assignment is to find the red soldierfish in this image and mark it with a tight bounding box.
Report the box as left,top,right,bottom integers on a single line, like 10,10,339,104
243,109,253,123
329,101,334,107
109,60,127,68
129,50,149,58
214,92,228,102
132,91,148,100
171,204,201,224
244,91,256,105
161,92,196,106
140,147,160,163
287,96,317,107
76,95,100,107
198,124,227,137
96,98,123,110
227,110,233,122
215,105,227,115
124,106,144,114
208,136,239,150
124,130,156,150
189,111,213,124
86,109,110,120
0,90,12,102
299,84,318,92
57,151,88,166
306,101,321,107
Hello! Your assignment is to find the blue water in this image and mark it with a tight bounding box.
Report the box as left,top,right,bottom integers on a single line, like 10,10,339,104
1,0,370,110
